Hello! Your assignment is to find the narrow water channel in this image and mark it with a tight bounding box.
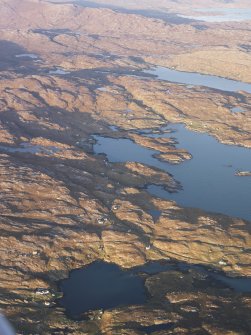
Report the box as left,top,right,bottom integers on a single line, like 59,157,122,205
144,66,251,93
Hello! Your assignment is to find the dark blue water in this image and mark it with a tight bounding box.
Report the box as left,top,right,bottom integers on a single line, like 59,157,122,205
59,262,146,318
93,124,251,221
144,67,251,93
134,323,175,333
59,260,251,318
148,209,162,222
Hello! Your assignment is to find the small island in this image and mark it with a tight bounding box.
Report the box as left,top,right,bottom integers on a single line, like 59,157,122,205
235,170,251,176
